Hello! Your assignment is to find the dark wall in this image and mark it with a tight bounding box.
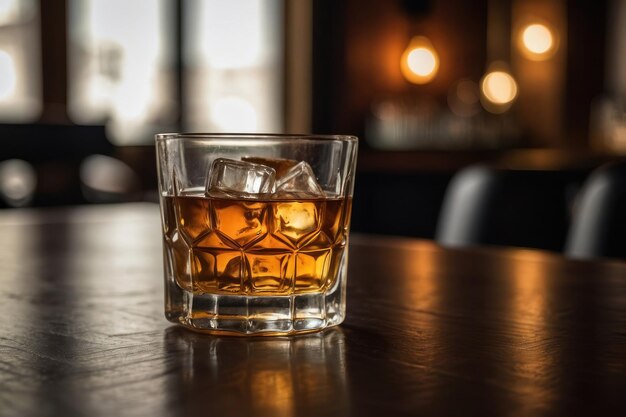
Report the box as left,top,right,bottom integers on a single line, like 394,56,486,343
313,0,609,148
313,0,489,137
565,0,607,146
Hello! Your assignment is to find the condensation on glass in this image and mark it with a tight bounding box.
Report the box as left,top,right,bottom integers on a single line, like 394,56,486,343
0,0,41,121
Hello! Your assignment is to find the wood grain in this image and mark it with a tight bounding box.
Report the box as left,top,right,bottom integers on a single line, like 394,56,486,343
0,203,624,416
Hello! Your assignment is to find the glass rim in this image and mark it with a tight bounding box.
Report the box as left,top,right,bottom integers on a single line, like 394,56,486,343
155,132,358,143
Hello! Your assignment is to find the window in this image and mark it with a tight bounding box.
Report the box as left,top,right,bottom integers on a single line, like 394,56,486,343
0,0,41,121
68,0,176,145
67,0,284,145
184,0,283,133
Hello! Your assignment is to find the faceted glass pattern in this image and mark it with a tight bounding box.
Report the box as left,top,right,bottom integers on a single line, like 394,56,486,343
163,195,349,296
157,133,358,335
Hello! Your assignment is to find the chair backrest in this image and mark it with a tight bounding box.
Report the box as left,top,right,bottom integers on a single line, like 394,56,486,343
80,154,142,203
435,165,498,246
436,164,587,251
565,162,626,259
0,123,114,207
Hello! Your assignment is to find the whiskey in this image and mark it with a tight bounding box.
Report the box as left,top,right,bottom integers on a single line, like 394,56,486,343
162,194,351,296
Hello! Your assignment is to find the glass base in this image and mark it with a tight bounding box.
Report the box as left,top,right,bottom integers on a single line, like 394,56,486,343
166,284,346,336
163,243,349,336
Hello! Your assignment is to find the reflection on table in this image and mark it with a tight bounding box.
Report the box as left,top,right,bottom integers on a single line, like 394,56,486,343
165,327,349,417
0,203,624,417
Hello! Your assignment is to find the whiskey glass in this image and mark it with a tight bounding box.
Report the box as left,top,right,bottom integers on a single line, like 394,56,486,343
156,133,358,335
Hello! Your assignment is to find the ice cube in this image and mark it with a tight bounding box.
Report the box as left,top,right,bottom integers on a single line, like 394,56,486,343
274,161,325,198
241,156,298,178
207,158,276,198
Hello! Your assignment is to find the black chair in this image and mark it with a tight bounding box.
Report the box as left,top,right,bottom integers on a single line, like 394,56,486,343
565,162,626,259
0,123,115,207
0,123,145,207
436,164,587,251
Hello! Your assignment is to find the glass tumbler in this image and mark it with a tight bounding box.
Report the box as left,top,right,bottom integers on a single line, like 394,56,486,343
156,134,358,335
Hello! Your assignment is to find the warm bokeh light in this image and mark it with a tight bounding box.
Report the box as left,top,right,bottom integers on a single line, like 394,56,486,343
519,23,557,60
481,69,518,113
408,48,437,76
401,36,439,84
482,71,517,104
523,24,553,53
0,49,16,100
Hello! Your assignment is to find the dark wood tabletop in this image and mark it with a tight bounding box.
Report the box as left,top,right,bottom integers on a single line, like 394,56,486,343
1,203,625,417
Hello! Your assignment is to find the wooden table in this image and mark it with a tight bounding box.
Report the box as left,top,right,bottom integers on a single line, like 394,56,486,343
1,203,625,416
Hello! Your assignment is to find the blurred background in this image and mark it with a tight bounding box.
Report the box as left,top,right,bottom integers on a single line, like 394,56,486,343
1,0,625,255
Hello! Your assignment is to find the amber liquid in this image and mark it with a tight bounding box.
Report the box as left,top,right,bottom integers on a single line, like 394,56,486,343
162,195,351,296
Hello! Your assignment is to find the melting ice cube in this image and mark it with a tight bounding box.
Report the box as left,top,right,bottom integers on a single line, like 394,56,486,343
241,156,298,178
207,158,276,198
274,161,325,198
